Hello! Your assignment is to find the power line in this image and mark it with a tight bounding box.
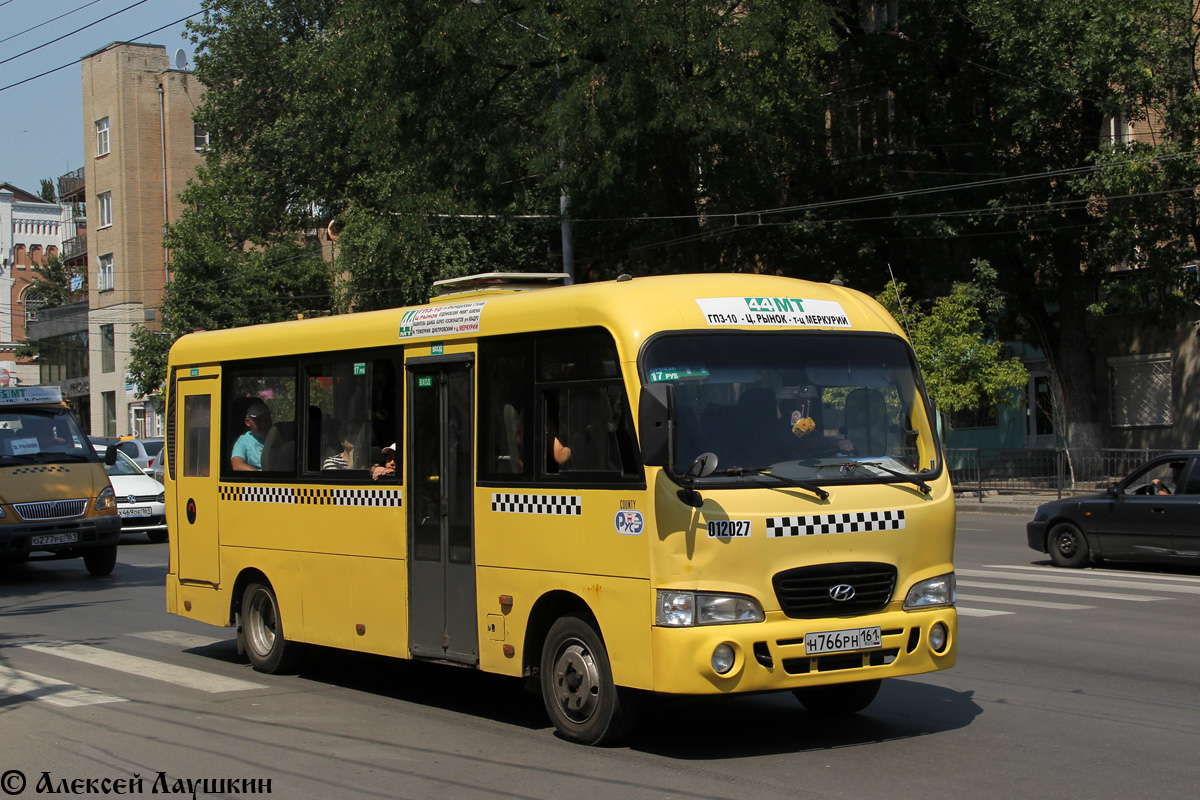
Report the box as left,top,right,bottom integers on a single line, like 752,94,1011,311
0,0,105,46
0,0,152,66
0,10,203,93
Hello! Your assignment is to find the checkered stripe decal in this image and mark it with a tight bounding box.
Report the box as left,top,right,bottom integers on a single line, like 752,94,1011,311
219,486,402,507
7,466,70,474
766,510,905,537
490,493,582,516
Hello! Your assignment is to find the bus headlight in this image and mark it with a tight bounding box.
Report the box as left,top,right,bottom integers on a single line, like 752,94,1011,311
95,486,117,511
656,591,764,626
903,573,956,610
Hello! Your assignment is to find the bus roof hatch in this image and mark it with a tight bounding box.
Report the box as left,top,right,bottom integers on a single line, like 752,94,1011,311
432,272,571,298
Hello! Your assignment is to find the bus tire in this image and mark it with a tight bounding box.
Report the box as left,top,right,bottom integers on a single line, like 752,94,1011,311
83,545,117,576
1048,522,1089,568
793,678,881,715
540,614,639,746
241,581,304,674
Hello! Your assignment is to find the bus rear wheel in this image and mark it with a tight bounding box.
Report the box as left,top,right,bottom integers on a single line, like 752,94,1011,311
83,545,117,576
241,581,304,674
540,614,639,746
793,679,881,715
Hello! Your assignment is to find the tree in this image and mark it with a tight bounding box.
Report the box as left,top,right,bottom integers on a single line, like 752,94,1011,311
876,265,1028,437
38,178,55,203
24,252,74,308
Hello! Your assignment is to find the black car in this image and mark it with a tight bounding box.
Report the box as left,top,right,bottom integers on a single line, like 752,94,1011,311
1027,452,1200,568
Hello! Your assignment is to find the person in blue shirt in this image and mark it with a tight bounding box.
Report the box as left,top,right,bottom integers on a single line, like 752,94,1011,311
231,400,272,471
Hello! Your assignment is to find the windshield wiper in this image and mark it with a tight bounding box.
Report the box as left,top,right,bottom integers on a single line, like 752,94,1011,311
720,467,829,501
827,461,931,494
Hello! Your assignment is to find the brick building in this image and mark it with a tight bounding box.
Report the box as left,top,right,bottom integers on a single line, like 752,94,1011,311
0,181,65,390
80,42,205,436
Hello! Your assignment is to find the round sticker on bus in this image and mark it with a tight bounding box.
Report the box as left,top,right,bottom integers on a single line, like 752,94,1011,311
614,510,644,535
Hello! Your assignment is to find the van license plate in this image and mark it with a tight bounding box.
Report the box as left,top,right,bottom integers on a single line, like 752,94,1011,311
31,533,78,546
804,626,882,655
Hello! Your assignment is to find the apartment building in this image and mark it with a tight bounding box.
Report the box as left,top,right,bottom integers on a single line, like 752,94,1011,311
81,42,205,437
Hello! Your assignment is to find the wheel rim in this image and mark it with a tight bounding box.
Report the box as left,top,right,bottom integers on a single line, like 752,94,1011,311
551,639,601,723
245,589,278,657
1056,531,1078,557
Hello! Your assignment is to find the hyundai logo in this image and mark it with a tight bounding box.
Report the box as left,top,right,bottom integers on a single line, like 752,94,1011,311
829,584,856,602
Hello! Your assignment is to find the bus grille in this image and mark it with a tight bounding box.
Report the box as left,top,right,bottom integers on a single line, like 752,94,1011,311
13,499,88,521
772,562,897,618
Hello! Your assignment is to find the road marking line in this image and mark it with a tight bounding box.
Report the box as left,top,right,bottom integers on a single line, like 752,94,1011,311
0,665,126,707
958,580,1166,602
956,594,1094,610
959,568,1200,594
955,607,1015,617
985,563,1200,585
14,641,265,693
129,631,227,649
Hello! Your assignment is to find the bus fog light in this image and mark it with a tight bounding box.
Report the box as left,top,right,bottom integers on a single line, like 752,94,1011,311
929,622,948,653
711,644,735,674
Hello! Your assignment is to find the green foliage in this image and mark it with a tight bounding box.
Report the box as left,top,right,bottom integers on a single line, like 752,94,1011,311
127,326,174,402
25,253,75,309
877,269,1028,416
39,178,55,203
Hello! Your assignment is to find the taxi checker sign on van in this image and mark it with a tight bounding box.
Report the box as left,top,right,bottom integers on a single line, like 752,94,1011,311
695,297,852,328
398,301,486,339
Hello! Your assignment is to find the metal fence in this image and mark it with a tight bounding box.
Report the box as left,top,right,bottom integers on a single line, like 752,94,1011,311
945,448,1176,498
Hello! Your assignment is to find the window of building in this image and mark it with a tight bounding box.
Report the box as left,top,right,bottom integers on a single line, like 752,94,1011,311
194,122,209,150
1109,353,1172,427
101,324,115,373
102,391,117,437
96,118,110,157
98,254,114,291
97,192,112,228
949,404,998,430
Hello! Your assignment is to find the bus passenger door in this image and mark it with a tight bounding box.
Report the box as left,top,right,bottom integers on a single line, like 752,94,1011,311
406,358,478,665
174,374,220,586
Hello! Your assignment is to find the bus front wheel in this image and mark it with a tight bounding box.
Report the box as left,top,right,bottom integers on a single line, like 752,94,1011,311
793,678,881,715
540,614,639,746
241,581,304,674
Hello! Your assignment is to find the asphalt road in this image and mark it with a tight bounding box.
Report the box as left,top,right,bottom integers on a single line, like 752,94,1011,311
1,517,1197,800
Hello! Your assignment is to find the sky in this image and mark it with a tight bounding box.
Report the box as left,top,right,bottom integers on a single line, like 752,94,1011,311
0,0,203,197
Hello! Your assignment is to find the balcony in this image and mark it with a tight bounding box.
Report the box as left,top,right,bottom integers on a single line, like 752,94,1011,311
57,168,85,200
62,235,87,261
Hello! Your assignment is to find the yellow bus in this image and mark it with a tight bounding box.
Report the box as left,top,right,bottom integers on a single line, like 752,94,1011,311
164,272,956,745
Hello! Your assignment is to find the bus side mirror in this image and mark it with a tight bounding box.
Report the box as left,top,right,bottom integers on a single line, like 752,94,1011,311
638,383,674,469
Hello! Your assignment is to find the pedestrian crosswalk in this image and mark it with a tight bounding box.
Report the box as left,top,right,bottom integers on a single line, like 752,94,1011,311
955,563,1200,618
1,631,260,708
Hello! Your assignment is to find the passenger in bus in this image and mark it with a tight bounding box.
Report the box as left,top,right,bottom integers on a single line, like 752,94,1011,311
231,399,272,471
371,443,397,480
321,423,357,470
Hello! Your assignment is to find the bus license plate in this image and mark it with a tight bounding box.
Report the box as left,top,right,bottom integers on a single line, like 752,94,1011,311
31,532,78,546
119,507,152,518
804,626,882,655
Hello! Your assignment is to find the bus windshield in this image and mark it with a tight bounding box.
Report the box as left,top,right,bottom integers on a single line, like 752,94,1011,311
642,332,939,483
0,408,97,465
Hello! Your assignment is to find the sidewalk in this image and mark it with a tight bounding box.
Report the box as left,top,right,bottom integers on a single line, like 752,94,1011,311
954,490,1059,516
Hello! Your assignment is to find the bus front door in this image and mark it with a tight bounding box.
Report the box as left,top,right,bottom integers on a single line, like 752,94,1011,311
406,358,478,665
174,373,220,587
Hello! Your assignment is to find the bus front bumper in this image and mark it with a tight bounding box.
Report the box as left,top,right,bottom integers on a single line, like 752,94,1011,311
649,607,957,695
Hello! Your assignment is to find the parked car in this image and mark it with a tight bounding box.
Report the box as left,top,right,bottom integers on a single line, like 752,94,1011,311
1026,452,1200,567
90,436,164,477
94,445,168,543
